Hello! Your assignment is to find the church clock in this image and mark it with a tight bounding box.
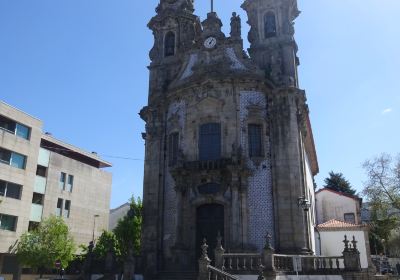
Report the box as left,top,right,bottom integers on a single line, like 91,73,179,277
204,36,217,49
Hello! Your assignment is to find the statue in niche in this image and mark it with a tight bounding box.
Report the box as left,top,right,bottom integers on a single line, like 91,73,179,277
230,12,241,38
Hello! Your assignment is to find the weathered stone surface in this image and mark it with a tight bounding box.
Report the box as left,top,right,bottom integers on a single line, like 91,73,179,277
141,0,319,278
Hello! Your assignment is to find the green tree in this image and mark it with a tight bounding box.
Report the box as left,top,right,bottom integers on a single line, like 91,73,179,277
93,230,121,260
362,153,400,211
113,196,142,257
324,171,356,195
368,205,399,256
16,216,75,277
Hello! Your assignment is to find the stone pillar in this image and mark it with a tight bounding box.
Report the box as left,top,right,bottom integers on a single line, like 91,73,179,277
198,239,211,280
269,88,309,254
231,182,240,247
343,235,361,272
262,233,275,273
175,187,184,245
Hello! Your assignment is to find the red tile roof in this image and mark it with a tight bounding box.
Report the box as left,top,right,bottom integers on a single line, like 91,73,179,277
317,219,367,231
315,188,362,203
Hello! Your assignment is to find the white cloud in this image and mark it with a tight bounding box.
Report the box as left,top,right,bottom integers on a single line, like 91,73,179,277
382,108,393,115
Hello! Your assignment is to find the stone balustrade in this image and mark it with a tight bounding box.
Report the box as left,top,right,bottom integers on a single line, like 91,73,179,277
273,254,344,273
199,234,364,279
222,253,262,272
207,265,240,280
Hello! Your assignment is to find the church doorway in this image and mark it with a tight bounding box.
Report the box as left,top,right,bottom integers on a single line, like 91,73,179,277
195,204,224,263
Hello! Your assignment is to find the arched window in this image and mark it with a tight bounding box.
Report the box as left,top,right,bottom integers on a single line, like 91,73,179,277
264,12,277,38
164,31,175,57
199,123,221,161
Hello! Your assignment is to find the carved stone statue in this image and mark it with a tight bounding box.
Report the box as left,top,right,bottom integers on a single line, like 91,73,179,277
230,12,241,39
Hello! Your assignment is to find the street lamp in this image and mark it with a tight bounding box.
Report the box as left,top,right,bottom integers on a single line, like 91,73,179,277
297,196,312,211
92,214,100,244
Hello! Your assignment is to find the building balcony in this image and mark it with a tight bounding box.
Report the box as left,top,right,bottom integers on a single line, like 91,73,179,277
34,176,47,194
179,158,235,171
30,204,43,222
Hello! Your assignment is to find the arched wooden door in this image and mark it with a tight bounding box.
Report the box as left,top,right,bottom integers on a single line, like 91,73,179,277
196,204,224,263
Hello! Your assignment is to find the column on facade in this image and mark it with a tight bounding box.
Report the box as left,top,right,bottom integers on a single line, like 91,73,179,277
174,185,185,246
231,181,240,247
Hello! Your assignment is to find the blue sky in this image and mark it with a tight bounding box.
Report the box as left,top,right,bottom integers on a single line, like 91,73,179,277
0,0,399,208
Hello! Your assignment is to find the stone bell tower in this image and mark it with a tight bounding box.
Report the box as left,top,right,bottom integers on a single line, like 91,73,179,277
140,0,200,275
242,0,318,254
241,0,300,87
147,0,200,100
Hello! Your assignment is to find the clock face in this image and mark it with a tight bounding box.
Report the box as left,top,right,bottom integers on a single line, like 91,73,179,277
204,37,217,49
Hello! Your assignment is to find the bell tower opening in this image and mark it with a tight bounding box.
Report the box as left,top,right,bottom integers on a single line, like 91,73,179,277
164,31,176,57
264,11,277,38
195,204,224,262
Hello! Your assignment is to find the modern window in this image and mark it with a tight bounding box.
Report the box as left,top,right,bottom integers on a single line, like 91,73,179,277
66,175,74,192
0,214,18,231
199,123,221,161
59,172,66,190
0,148,27,169
32,193,44,205
56,198,63,217
36,165,47,177
344,213,356,224
248,124,263,157
164,31,176,57
168,132,179,166
264,11,277,38
0,180,22,200
0,115,30,140
64,200,71,218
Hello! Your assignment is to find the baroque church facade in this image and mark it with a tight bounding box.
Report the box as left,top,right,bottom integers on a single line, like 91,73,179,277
140,0,319,277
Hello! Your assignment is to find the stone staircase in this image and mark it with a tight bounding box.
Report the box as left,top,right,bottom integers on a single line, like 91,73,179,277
155,270,197,280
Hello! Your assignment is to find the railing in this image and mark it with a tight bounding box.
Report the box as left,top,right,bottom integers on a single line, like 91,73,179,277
207,265,239,280
183,158,234,170
222,253,262,272
273,254,344,273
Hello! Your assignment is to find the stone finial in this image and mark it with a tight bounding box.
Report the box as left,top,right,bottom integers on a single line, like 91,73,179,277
201,238,209,260
343,235,349,251
264,232,273,250
351,236,358,251
216,231,223,250
257,263,265,280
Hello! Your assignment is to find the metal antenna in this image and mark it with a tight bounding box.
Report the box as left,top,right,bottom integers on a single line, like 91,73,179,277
211,0,214,12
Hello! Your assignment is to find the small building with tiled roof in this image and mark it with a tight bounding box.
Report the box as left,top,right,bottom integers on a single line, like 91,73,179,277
316,219,373,270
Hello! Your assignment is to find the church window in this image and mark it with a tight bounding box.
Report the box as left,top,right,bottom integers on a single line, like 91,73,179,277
264,12,277,38
198,183,221,195
164,31,176,57
168,132,179,166
199,123,221,161
248,124,263,157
